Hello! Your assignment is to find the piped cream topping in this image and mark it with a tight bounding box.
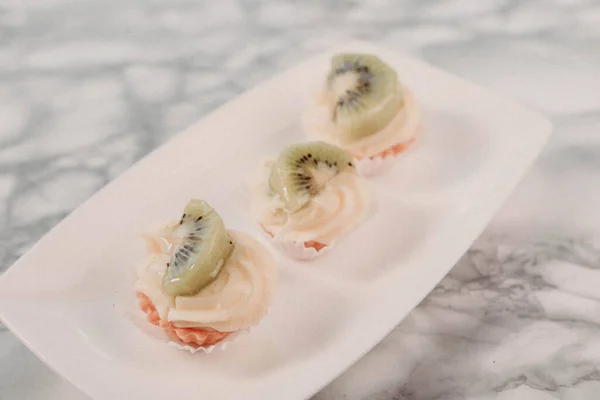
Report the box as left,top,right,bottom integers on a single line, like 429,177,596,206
302,84,421,159
252,168,371,245
134,229,276,332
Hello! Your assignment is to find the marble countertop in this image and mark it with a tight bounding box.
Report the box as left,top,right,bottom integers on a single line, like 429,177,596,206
2,0,600,399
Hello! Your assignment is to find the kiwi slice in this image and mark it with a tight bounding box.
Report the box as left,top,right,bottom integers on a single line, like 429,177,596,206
326,53,400,143
268,141,355,213
162,199,234,297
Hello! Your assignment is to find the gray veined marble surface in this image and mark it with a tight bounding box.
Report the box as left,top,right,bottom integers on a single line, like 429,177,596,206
1,0,600,399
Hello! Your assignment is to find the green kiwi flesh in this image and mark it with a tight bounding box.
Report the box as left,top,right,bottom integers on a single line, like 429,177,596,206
327,53,400,143
161,199,234,297
268,141,355,213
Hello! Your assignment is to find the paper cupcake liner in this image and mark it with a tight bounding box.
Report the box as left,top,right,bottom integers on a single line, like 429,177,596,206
167,329,249,354
135,293,249,354
262,230,333,260
354,153,398,177
353,129,421,177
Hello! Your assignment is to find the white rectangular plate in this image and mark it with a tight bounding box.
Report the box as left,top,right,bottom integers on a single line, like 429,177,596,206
0,41,551,400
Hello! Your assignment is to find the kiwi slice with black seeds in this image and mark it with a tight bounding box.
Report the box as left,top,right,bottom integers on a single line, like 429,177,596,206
326,53,400,142
162,199,234,297
268,141,355,213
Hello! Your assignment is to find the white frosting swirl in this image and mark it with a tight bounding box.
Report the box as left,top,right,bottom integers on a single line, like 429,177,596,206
302,84,421,159
252,170,371,245
134,229,276,332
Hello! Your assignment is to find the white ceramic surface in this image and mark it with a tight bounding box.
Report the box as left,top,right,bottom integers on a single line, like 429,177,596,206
0,42,551,400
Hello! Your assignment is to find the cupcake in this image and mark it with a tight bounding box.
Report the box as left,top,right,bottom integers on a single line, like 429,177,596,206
302,53,421,174
134,199,277,351
251,141,371,260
